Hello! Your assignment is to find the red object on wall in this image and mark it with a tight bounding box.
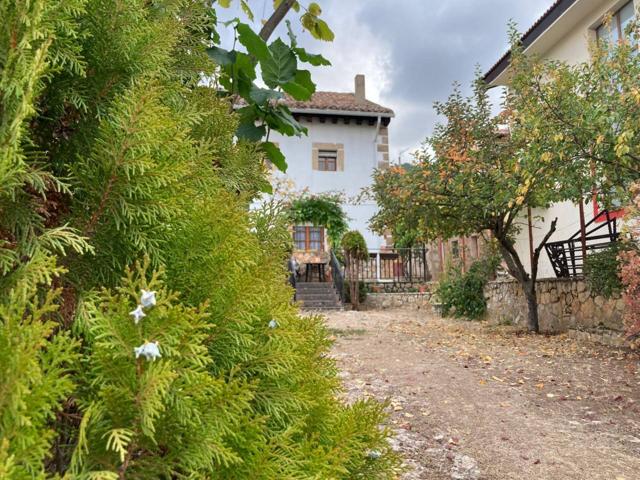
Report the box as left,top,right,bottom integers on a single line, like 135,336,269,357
592,193,624,223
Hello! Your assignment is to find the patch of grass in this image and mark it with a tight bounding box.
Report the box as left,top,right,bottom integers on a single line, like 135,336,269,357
329,328,367,337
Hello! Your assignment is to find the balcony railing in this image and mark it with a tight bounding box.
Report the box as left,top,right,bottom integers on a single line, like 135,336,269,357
545,209,619,279
344,247,430,283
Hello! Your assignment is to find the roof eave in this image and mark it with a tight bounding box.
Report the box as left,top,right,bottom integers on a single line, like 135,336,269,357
483,0,579,87
289,107,395,118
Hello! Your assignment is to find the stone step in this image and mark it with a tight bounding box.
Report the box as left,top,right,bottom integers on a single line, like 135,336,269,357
302,306,344,312
300,303,343,311
296,292,340,301
299,299,343,308
296,282,335,290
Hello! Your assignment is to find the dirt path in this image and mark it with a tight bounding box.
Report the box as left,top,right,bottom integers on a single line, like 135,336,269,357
326,309,640,480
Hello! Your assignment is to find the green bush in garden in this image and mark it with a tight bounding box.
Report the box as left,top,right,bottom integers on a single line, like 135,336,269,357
583,242,634,299
0,0,399,478
436,253,500,320
343,280,369,305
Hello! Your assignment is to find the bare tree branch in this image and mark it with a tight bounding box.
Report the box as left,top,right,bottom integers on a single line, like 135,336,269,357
531,217,558,283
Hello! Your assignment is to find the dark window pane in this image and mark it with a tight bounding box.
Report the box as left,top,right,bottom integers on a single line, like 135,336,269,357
318,149,338,171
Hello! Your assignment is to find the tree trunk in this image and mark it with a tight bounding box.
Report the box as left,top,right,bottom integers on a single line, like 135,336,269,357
523,281,539,333
494,217,556,334
350,255,360,311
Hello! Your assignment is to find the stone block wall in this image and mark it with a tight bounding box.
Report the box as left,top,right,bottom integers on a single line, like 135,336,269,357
485,278,624,333
364,292,433,311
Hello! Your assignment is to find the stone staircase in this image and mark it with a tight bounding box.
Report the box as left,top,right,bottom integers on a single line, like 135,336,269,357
296,282,343,311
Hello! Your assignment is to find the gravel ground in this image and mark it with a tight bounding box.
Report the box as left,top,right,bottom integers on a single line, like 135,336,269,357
325,309,640,480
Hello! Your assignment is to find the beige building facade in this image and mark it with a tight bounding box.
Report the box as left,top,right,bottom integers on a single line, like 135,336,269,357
484,0,636,278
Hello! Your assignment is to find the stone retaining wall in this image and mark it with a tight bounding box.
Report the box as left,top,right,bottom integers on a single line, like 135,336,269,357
364,292,434,311
485,278,624,333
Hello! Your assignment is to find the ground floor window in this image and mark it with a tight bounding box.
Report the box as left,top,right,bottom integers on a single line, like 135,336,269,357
294,226,325,251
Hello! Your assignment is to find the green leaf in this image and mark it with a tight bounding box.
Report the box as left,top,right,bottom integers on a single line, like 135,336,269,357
294,47,331,66
259,179,274,194
282,70,315,101
237,121,266,142
261,38,297,88
308,2,322,16
312,18,334,41
236,23,270,62
261,141,288,171
206,46,236,66
240,0,254,21
265,105,306,136
249,85,283,104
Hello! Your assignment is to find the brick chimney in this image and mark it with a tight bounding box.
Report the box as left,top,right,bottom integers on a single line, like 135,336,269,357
354,74,366,103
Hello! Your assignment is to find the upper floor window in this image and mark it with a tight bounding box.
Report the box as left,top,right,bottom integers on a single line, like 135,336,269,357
312,143,344,171
597,1,635,44
294,226,324,251
318,149,338,171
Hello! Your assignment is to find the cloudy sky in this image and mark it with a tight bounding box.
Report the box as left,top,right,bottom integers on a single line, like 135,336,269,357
220,0,554,162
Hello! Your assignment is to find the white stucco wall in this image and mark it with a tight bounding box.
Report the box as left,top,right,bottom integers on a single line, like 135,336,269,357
510,0,634,278
269,116,387,249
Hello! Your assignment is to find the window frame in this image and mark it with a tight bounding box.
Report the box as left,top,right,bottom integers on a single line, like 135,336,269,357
317,149,338,172
293,226,325,251
596,1,635,43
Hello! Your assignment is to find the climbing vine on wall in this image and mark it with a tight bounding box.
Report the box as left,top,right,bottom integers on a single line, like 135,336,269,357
288,192,349,247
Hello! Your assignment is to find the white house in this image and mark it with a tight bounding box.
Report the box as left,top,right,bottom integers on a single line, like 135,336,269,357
484,0,635,278
270,74,394,250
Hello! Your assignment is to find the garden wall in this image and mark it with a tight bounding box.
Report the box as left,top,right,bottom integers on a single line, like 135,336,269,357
363,279,625,338
364,291,434,311
485,278,624,333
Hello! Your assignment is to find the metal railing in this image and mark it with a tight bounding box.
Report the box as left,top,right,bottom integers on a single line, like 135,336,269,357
287,258,297,301
330,250,345,303
545,210,619,278
344,247,430,283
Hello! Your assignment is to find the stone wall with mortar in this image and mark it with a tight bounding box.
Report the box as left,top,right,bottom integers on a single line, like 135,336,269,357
485,279,624,333
364,292,434,311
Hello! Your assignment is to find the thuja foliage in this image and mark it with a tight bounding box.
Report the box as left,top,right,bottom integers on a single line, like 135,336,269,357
288,192,349,247
0,254,77,478
0,0,399,478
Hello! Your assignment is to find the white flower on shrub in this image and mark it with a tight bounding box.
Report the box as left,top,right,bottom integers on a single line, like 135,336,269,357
129,305,146,324
367,450,382,459
134,341,161,361
269,319,278,329
140,289,156,308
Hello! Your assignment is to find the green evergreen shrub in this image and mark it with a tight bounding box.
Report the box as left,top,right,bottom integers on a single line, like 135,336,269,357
0,0,400,477
341,231,369,260
436,253,500,320
0,254,78,479
583,242,632,298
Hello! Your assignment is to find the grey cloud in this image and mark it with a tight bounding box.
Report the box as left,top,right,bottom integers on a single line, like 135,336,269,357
219,0,553,160
317,0,551,159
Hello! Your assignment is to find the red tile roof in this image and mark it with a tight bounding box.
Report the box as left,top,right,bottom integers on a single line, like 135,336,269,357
284,91,394,116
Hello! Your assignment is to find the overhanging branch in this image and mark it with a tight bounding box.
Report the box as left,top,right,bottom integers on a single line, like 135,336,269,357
259,0,296,41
